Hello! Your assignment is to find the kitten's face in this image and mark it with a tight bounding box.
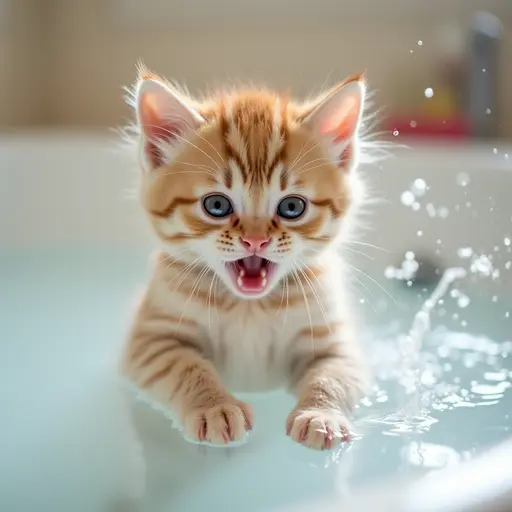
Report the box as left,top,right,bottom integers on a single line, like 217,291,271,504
134,75,365,299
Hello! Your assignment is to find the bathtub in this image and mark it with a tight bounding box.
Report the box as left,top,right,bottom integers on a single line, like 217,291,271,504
0,132,511,512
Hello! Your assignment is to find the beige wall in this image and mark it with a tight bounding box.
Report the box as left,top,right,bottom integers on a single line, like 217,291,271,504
2,0,511,137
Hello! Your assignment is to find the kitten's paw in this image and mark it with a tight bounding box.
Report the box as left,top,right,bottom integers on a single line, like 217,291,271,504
286,408,352,450
182,399,253,445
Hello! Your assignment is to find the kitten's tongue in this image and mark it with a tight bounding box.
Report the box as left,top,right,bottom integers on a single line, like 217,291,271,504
234,256,268,293
242,255,264,274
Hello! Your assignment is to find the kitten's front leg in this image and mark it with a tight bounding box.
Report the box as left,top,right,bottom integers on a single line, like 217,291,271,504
121,302,252,445
286,329,368,450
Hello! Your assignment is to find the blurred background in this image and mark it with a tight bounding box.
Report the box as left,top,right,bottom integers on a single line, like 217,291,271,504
1,0,511,138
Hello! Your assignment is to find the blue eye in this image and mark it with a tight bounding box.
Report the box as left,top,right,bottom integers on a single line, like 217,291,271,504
277,196,306,219
203,194,233,218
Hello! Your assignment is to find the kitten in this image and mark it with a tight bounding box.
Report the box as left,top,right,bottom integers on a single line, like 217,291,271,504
120,67,370,450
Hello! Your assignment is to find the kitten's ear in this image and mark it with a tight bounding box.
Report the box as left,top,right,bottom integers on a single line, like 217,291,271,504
302,74,365,169
136,77,204,170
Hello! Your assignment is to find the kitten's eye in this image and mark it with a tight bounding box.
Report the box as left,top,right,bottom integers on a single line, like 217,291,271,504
203,194,233,218
277,196,307,220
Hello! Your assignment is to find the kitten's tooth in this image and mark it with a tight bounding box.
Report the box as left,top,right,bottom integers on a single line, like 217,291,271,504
260,269,267,278
237,276,243,287
261,278,267,287
240,269,245,277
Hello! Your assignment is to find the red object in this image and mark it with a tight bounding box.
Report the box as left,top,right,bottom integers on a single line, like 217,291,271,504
386,115,471,139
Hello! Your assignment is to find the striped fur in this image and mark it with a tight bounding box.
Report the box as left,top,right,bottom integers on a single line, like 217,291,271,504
121,67,370,450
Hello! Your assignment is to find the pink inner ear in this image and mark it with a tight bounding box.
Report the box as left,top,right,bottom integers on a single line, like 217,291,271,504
320,95,360,143
140,93,182,142
139,92,183,168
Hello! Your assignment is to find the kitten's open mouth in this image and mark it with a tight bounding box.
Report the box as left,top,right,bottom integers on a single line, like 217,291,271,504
226,256,275,296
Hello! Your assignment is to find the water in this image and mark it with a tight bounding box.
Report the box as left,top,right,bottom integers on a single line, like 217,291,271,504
0,249,510,511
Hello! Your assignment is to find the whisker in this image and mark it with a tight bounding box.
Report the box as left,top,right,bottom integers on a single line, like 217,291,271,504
293,156,333,175
346,240,389,253
279,275,290,332
289,137,315,169
168,256,203,290
291,269,314,354
207,271,217,330
168,130,223,171
144,123,222,171
343,247,374,261
185,125,226,166
288,139,323,173
212,272,221,320
162,248,194,269
162,160,218,176
294,161,334,177
346,262,396,304
175,265,210,334
296,264,332,335
347,273,378,313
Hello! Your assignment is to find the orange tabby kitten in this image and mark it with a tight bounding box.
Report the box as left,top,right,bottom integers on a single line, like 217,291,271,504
120,67,370,450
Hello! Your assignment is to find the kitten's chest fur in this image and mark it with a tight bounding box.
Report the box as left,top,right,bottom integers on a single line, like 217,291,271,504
208,302,296,392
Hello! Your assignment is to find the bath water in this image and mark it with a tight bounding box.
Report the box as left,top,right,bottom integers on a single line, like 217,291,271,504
0,248,510,511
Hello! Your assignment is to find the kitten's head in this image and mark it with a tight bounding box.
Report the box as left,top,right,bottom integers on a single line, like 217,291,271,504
129,68,367,300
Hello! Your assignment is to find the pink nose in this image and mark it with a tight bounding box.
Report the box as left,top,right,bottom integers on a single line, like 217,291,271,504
240,236,271,253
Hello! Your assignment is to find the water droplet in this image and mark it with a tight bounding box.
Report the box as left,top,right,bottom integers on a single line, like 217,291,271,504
457,295,470,308
360,298,366,304
410,120,417,128
505,154,509,160
452,313,459,320
457,247,473,259
494,245,500,252
424,87,434,98
492,296,498,303
417,230,423,237
450,289,460,298
426,203,436,218
466,201,472,208
506,312,510,319
384,266,396,279
412,178,427,196
456,172,470,187
461,320,468,327
506,261,512,270
401,191,415,206
486,108,492,115
393,129,399,136
438,207,450,219
405,251,415,260
436,239,442,245
482,68,486,72
412,202,421,211
410,49,414,54
471,255,493,277
493,148,498,155
417,40,423,46
504,237,511,246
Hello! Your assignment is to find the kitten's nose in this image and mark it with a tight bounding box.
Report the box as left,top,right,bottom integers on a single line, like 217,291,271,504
240,236,271,253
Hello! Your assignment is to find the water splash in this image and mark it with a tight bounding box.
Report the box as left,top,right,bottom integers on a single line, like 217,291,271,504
365,268,467,432
412,179,427,196
424,88,434,98
470,255,493,277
